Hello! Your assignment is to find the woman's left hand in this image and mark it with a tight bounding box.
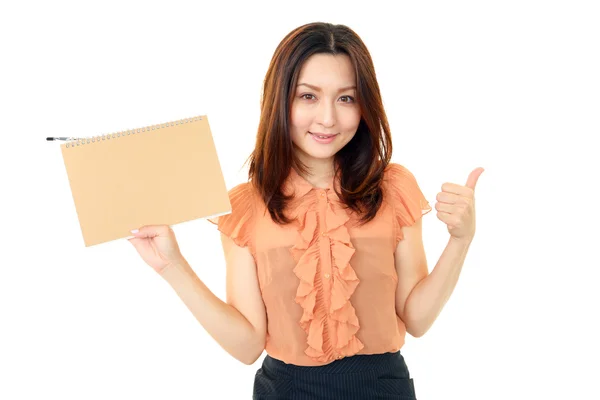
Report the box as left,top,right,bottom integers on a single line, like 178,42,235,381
435,167,484,242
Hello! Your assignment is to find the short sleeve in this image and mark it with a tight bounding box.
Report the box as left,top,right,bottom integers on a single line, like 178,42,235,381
208,183,255,250
384,163,432,242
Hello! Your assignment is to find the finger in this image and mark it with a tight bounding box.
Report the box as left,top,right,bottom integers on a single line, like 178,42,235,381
437,211,455,225
441,183,473,197
131,225,170,238
435,202,455,213
130,229,157,239
437,211,447,223
436,192,459,204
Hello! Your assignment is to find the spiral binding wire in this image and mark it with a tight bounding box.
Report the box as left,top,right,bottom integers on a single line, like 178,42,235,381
65,116,204,149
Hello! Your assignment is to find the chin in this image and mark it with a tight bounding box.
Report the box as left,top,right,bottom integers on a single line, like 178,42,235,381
307,152,337,161
303,144,341,159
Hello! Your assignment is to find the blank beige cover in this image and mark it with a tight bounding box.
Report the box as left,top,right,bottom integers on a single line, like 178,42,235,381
60,115,231,247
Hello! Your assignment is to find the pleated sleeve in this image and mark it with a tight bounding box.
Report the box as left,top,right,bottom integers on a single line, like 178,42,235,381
383,163,432,243
208,183,255,250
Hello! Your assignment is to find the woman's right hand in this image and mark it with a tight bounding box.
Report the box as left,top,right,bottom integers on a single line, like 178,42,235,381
128,225,186,274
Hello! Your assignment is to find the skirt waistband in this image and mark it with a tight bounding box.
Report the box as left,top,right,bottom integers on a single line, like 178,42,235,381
262,351,410,380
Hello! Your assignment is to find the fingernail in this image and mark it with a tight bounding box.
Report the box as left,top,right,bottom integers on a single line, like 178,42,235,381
131,229,139,233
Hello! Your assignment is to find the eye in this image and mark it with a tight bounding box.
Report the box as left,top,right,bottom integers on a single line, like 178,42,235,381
300,94,316,100
340,95,355,103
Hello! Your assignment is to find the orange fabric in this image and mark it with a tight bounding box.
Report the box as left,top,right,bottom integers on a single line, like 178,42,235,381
211,163,432,366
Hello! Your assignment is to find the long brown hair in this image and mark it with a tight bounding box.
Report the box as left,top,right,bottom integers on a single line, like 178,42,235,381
248,22,393,225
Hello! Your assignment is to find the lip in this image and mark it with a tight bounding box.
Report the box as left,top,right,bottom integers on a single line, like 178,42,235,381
309,132,338,138
309,131,338,144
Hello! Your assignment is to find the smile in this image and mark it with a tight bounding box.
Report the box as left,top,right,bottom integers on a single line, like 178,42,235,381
309,132,338,139
309,131,338,144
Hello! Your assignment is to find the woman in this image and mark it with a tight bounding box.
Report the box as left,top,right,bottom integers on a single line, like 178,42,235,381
129,22,482,399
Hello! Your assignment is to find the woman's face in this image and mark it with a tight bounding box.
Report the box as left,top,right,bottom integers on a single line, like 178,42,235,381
290,53,361,165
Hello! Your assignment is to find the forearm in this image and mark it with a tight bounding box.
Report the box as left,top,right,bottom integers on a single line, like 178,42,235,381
159,260,263,365
404,236,473,337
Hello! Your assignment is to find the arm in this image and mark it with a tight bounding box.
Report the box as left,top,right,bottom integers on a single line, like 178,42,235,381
394,216,472,337
159,234,267,365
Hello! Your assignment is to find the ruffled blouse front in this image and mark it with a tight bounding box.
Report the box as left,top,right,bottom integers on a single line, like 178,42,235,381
212,163,432,366
285,169,364,363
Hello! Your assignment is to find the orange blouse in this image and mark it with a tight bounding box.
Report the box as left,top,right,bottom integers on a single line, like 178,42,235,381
212,163,432,366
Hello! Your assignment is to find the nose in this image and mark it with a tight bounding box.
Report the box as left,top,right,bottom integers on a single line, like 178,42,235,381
315,99,336,128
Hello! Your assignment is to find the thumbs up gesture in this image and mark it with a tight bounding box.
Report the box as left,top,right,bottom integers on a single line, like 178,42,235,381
435,167,484,242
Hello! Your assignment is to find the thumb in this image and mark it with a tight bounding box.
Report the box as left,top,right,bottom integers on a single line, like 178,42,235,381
130,225,171,238
465,167,485,190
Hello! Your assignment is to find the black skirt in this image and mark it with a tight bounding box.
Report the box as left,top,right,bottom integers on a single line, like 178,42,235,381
252,350,417,399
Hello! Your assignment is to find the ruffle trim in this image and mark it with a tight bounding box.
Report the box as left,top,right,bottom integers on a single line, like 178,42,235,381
289,194,364,363
207,183,254,250
384,164,433,245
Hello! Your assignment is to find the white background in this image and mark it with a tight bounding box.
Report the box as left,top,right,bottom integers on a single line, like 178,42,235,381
1,1,598,399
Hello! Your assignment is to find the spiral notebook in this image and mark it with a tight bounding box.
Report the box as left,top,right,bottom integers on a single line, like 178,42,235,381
60,115,231,247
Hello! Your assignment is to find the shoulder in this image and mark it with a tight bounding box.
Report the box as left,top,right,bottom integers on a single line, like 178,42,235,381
212,182,259,249
382,162,419,192
228,181,255,196
227,181,262,208
384,162,416,178
381,162,431,223
227,181,269,218
228,181,254,199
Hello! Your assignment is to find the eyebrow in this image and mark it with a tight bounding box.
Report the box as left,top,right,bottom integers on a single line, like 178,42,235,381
297,83,356,92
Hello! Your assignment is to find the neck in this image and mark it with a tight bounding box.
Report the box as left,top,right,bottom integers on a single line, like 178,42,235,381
295,154,336,189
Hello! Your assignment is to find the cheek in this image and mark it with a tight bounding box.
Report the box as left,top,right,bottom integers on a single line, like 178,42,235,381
291,101,310,121
341,132,357,146
290,108,308,145
342,112,361,135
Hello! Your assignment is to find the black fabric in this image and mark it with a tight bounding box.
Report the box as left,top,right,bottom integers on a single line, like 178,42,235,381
252,351,417,399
